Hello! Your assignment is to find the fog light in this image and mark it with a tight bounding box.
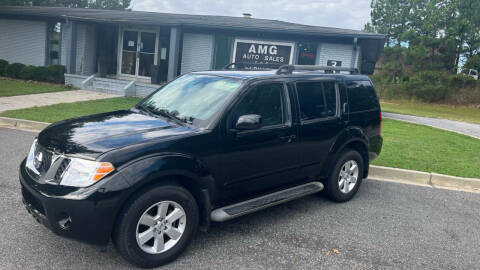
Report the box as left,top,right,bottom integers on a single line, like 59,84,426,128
57,213,72,230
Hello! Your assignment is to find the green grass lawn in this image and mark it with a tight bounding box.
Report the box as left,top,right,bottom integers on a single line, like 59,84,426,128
372,119,480,178
380,100,480,124
0,78,71,97
0,97,141,123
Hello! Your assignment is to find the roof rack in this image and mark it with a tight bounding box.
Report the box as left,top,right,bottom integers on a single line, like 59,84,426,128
222,63,359,75
223,62,283,70
276,65,359,75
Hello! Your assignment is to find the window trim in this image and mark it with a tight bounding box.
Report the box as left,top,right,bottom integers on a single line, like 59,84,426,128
227,81,292,135
293,80,340,125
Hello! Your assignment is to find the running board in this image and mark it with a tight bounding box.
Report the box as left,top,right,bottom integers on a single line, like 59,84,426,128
211,182,324,222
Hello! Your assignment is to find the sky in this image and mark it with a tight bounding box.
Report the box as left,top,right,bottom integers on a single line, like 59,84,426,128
131,0,372,31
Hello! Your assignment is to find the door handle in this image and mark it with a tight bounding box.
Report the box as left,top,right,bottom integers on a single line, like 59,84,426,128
279,135,296,142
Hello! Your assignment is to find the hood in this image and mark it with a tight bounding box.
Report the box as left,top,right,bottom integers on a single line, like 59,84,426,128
37,110,195,158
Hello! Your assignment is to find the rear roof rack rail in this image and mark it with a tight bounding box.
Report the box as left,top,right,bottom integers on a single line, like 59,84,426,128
222,63,360,75
276,65,359,75
223,62,282,70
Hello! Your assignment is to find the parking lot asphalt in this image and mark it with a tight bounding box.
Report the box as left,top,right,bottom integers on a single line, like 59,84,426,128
1,127,479,270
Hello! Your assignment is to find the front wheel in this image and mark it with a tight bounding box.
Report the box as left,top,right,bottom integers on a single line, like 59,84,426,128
113,184,199,268
324,149,365,202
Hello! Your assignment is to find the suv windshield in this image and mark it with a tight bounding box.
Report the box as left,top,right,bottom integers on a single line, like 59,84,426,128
139,74,243,127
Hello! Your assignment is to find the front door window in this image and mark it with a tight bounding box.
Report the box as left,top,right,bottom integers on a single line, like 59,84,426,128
121,30,158,77
121,31,138,75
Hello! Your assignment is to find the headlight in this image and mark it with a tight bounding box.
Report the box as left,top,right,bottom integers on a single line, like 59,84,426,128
60,158,115,187
25,139,40,175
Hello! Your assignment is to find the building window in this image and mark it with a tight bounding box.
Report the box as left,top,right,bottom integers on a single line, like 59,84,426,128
297,42,317,65
48,22,61,65
214,35,233,69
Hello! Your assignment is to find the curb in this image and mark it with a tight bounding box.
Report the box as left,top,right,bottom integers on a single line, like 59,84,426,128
369,165,480,193
0,117,49,132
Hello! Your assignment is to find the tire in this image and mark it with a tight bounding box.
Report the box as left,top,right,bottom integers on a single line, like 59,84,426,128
324,149,365,202
113,184,199,268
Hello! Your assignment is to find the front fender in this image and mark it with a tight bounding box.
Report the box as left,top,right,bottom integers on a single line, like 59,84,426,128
116,153,216,200
108,153,216,231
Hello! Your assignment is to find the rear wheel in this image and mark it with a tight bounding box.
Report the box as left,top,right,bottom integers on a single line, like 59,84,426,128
324,149,364,202
113,184,199,268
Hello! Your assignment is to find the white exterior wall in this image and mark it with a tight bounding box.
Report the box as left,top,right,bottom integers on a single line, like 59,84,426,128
317,42,355,68
180,33,214,74
0,19,47,66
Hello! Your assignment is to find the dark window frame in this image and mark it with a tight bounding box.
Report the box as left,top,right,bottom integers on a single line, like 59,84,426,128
227,81,292,135
293,80,340,125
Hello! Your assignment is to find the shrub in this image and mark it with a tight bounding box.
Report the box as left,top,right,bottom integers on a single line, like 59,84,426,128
5,63,25,78
407,71,449,102
448,74,476,89
21,65,49,81
46,65,66,83
0,59,8,76
20,65,37,80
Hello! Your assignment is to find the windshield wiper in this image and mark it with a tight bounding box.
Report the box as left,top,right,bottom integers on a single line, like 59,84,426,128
155,108,190,126
136,104,191,126
136,103,157,118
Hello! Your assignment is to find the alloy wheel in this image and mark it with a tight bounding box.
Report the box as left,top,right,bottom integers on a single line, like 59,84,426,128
338,160,359,194
136,201,187,254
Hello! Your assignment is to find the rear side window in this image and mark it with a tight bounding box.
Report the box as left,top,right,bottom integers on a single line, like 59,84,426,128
346,81,379,112
296,81,337,120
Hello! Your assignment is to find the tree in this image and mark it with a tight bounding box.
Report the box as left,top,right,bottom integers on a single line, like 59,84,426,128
463,54,480,71
0,0,131,10
366,0,412,46
456,0,480,58
87,0,130,9
366,0,480,72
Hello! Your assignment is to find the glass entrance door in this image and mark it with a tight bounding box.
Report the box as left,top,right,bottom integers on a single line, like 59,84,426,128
121,30,158,78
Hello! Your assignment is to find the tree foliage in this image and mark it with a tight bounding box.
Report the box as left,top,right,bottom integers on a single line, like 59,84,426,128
366,0,480,72
367,0,480,104
0,0,131,10
463,54,480,71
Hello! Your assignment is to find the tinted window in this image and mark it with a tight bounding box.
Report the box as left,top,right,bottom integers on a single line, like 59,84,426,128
296,81,337,120
346,81,379,112
323,82,337,116
233,83,287,127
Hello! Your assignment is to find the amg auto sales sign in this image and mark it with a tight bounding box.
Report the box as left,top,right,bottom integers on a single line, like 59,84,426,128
233,39,294,68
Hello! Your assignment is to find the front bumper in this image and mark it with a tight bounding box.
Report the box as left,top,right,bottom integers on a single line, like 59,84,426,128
19,159,126,246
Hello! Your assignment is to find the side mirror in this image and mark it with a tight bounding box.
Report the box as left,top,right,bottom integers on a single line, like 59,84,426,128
235,114,262,130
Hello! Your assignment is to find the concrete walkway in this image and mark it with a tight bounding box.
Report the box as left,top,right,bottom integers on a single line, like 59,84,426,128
383,112,480,140
0,90,120,112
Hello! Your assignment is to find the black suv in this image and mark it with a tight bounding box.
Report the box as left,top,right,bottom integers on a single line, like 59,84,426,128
19,64,382,268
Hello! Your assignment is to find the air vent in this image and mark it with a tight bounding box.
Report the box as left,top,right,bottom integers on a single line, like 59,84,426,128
54,158,70,182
